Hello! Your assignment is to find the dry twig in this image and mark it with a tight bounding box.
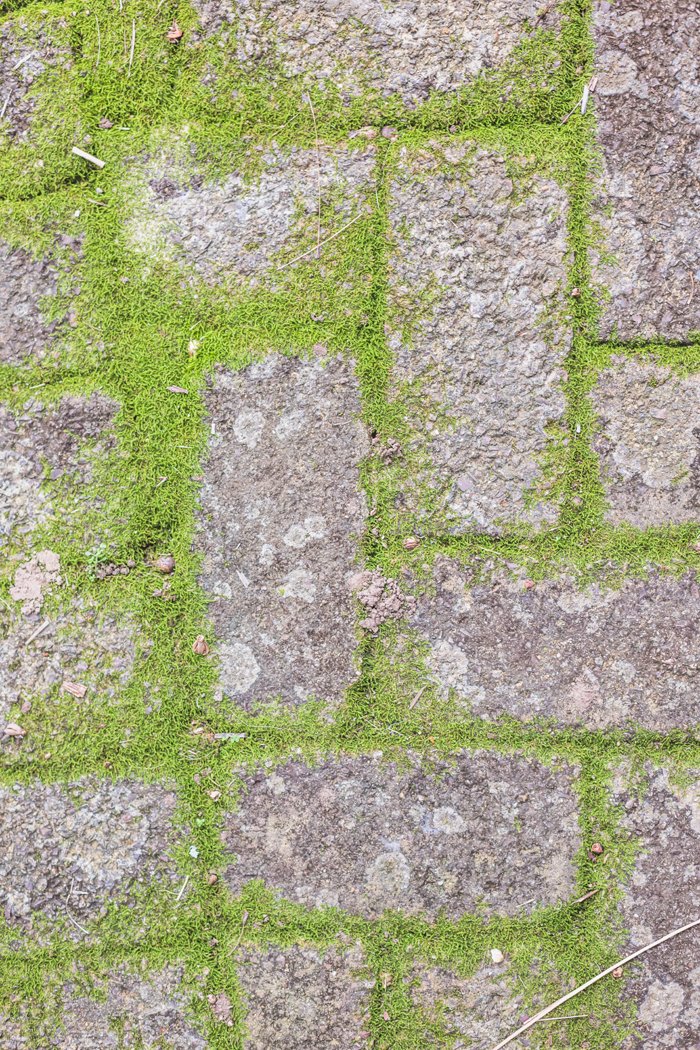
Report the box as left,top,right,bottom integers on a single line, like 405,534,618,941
488,916,700,1050
95,13,101,67
305,92,322,259
277,213,361,269
128,19,135,76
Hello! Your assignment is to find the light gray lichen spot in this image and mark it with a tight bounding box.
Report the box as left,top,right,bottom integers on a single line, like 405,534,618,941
218,641,261,694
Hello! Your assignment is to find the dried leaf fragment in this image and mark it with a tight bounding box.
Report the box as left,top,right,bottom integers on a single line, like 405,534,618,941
167,20,183,41
167,385,188,393
3,723,26,737
403,536,420,550
193,635,210,655
208,788,222,800
62,681,87,698
349,126,376,140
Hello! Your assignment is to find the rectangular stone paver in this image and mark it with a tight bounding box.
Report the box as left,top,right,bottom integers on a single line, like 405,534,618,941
221,752,580,919
0,242,70,367
196,352,368,711
611,763,700,1050
411,559,700,732
387,144,568,535
591,0,700,340
0,778,184,939
1,964,208,1050
589,359,700,527
237,944,370,1050
189,0,559,102
124,140,375,296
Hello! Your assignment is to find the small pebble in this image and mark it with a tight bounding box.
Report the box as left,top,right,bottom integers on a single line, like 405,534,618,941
490,948,505,964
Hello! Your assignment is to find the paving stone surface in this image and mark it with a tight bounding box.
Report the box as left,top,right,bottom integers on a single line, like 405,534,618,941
0,242,69,367
612,763,700,1050
409,558,700,732
591,0,700,340
0,964,207,1050
589,358,700,527
0,393,119,558
0,778,183,938
0,19,72,146
236,943,370,1049
386,145,568,535
196,352,368,712
222,752,580,919
188,0,559,101
124,139,375,291
408,961,523,1049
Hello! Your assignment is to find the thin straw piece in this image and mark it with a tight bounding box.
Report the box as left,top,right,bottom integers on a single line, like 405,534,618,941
128,19,135,76
488,916,700,1050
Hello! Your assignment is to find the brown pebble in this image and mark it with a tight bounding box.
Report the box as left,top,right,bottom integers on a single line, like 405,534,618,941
155,554,175,573
193,635,210,655
612,967,623,979
403,537,420,550
207,871,218,885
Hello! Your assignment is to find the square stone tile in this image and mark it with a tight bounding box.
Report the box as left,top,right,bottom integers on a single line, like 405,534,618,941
0,963,208,1050
408,961,523,1049
189,0,560,102
589,359,700,527
410,558,700,732
221,752,580,919
611,763,700,1050
0,777,185,940
237,943,370,1050
123,137,375,299
386,144,569,536
196,352,368,712
591,0,700,340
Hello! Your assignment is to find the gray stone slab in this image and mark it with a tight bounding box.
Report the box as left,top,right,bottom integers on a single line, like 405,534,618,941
386,144,569,536
0,778,184,939
196,352,368,712
589,359,700,527
0,393,119,558
237,943,371,1050
221,752,580,919
189,0,559,102
0,19,72,147
0,242,69,367
409,961,523,1049
124,139,375,291
591,0,700,341
410,559,700,732
0,964,208,1050
610,763,700,1050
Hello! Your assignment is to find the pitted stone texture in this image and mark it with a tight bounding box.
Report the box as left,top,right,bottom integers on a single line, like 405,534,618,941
611,763,700,1050
589,359,700,527
409,963,522,1049
591,0,700,340
237,944,370,1050
190,0,560,103
221,752,580,919
0,20,72,146
0,778,183,937
0,394,119,555
196,353,368,711
0,243,69,366
412,559,700,732
0,602,146,723
387,145,568,535
125,139,374,288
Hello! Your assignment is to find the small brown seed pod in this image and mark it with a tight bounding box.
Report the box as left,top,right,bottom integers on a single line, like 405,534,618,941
154,554,175,573
193,635,210,656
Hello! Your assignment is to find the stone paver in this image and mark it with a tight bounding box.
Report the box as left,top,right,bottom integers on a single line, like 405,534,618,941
0,241,70,367
124,140,375,291
189,0,559,101
0,964,207,1050
222,752,580,919
612,764,700,1050
196,353,368,711
589,359,700,527
591,0,700,340
0,778,184,938
409,558,700,731
386,145,568,535
237,944,371,1050
409,962,523,1049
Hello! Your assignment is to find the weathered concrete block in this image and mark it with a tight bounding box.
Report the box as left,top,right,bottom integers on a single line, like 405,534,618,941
237,943,371,1050
222,752,580,919
0,243,69,367
387,145,568,535
589,359,700,527
611,763,700,1049
196,353,368,711
0,778,184,939
591,0,700,340
189,0,560,101
410,559,700,732
409,962,523,1049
